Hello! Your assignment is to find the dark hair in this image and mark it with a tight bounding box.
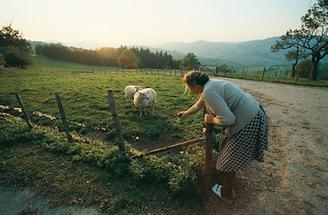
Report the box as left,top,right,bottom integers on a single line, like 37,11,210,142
183,71,209,87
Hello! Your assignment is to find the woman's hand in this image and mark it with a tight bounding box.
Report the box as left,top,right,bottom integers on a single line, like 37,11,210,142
204,113,219,124
177,111,188,119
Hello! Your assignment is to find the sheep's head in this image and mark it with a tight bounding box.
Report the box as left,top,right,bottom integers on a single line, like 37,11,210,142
136,92,149,100
134,92,151,108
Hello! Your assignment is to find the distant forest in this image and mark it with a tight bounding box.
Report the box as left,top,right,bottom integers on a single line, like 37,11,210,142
35,44,180,69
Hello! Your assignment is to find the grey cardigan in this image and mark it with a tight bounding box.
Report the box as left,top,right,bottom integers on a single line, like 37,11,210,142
186,79,260,137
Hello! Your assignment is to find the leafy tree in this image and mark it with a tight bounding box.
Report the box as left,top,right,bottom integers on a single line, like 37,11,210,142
0,25,32,68
180,52,201,70
2,47,32,67
117,49,139,69
301,2,328,80
271,1,328,80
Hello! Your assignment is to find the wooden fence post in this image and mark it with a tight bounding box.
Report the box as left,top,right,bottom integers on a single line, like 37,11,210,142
240,67,245,78
294,71,300,84
54,93,73,142
203,107,214,188
262,67,266,80
204,122,214,188
107,89,126,152
16,94,33,129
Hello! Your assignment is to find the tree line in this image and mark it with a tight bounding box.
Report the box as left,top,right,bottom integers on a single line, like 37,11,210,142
35,44,184,69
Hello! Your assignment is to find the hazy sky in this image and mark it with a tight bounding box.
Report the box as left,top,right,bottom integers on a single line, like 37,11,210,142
0,0,315,48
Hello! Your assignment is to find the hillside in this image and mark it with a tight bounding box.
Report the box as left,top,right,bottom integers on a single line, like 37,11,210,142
157,37,328,67
157,37,291,66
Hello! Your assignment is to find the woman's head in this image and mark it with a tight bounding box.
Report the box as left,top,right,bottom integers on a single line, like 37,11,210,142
182,71,209,94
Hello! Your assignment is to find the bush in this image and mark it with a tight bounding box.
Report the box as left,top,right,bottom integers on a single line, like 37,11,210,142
3,46,32,68
0,25,32,68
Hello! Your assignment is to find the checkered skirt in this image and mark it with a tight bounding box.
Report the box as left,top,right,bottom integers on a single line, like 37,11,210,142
216,107,268,172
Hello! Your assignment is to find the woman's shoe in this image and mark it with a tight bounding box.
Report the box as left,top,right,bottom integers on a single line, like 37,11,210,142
211,184,233,205
212,183,222,198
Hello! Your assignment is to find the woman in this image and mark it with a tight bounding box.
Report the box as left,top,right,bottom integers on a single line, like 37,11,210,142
177,71,268,203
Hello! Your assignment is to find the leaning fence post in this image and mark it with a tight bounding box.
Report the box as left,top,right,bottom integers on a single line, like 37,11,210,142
203,108,214,189
294,71,300,84
107,89,126,152
240,67,245,78
204,122,214,186
16,94,33,129
54,93,73,142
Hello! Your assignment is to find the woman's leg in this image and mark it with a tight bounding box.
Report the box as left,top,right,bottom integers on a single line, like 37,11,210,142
221,171,235,200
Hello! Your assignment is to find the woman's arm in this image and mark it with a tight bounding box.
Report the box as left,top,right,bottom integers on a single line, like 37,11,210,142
177,97,205,119
204,90,236,126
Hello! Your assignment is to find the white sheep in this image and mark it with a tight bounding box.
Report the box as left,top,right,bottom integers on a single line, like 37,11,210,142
133,88,157,116
124,85,143,101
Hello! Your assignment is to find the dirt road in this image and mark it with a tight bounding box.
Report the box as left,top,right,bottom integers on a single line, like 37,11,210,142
219,78,328,214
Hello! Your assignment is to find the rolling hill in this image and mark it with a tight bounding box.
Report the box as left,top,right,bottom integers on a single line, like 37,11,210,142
156,37,291,67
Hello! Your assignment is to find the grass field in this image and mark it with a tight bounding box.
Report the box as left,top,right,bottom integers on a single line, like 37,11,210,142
0,56,214,213
0,56,209,149
32,55,118,71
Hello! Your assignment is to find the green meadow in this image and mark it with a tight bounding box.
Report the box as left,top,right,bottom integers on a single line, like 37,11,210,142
1,56,216,213
0,56,207,148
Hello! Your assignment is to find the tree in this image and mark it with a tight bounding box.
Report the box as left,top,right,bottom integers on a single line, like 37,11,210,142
301,2,328,80
117,49,139,69
180,52,201,70
271,30,311,78
271,1,327,80
2,47,32,67
0,25,32,68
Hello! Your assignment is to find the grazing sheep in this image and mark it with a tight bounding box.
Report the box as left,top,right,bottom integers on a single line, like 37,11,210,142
124,85,143,101
133,88,157,116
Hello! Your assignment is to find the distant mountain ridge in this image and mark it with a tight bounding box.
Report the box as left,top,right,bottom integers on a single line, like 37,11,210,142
156,37,294,67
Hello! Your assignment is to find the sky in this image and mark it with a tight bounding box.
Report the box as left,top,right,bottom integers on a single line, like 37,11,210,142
0,0,315,48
